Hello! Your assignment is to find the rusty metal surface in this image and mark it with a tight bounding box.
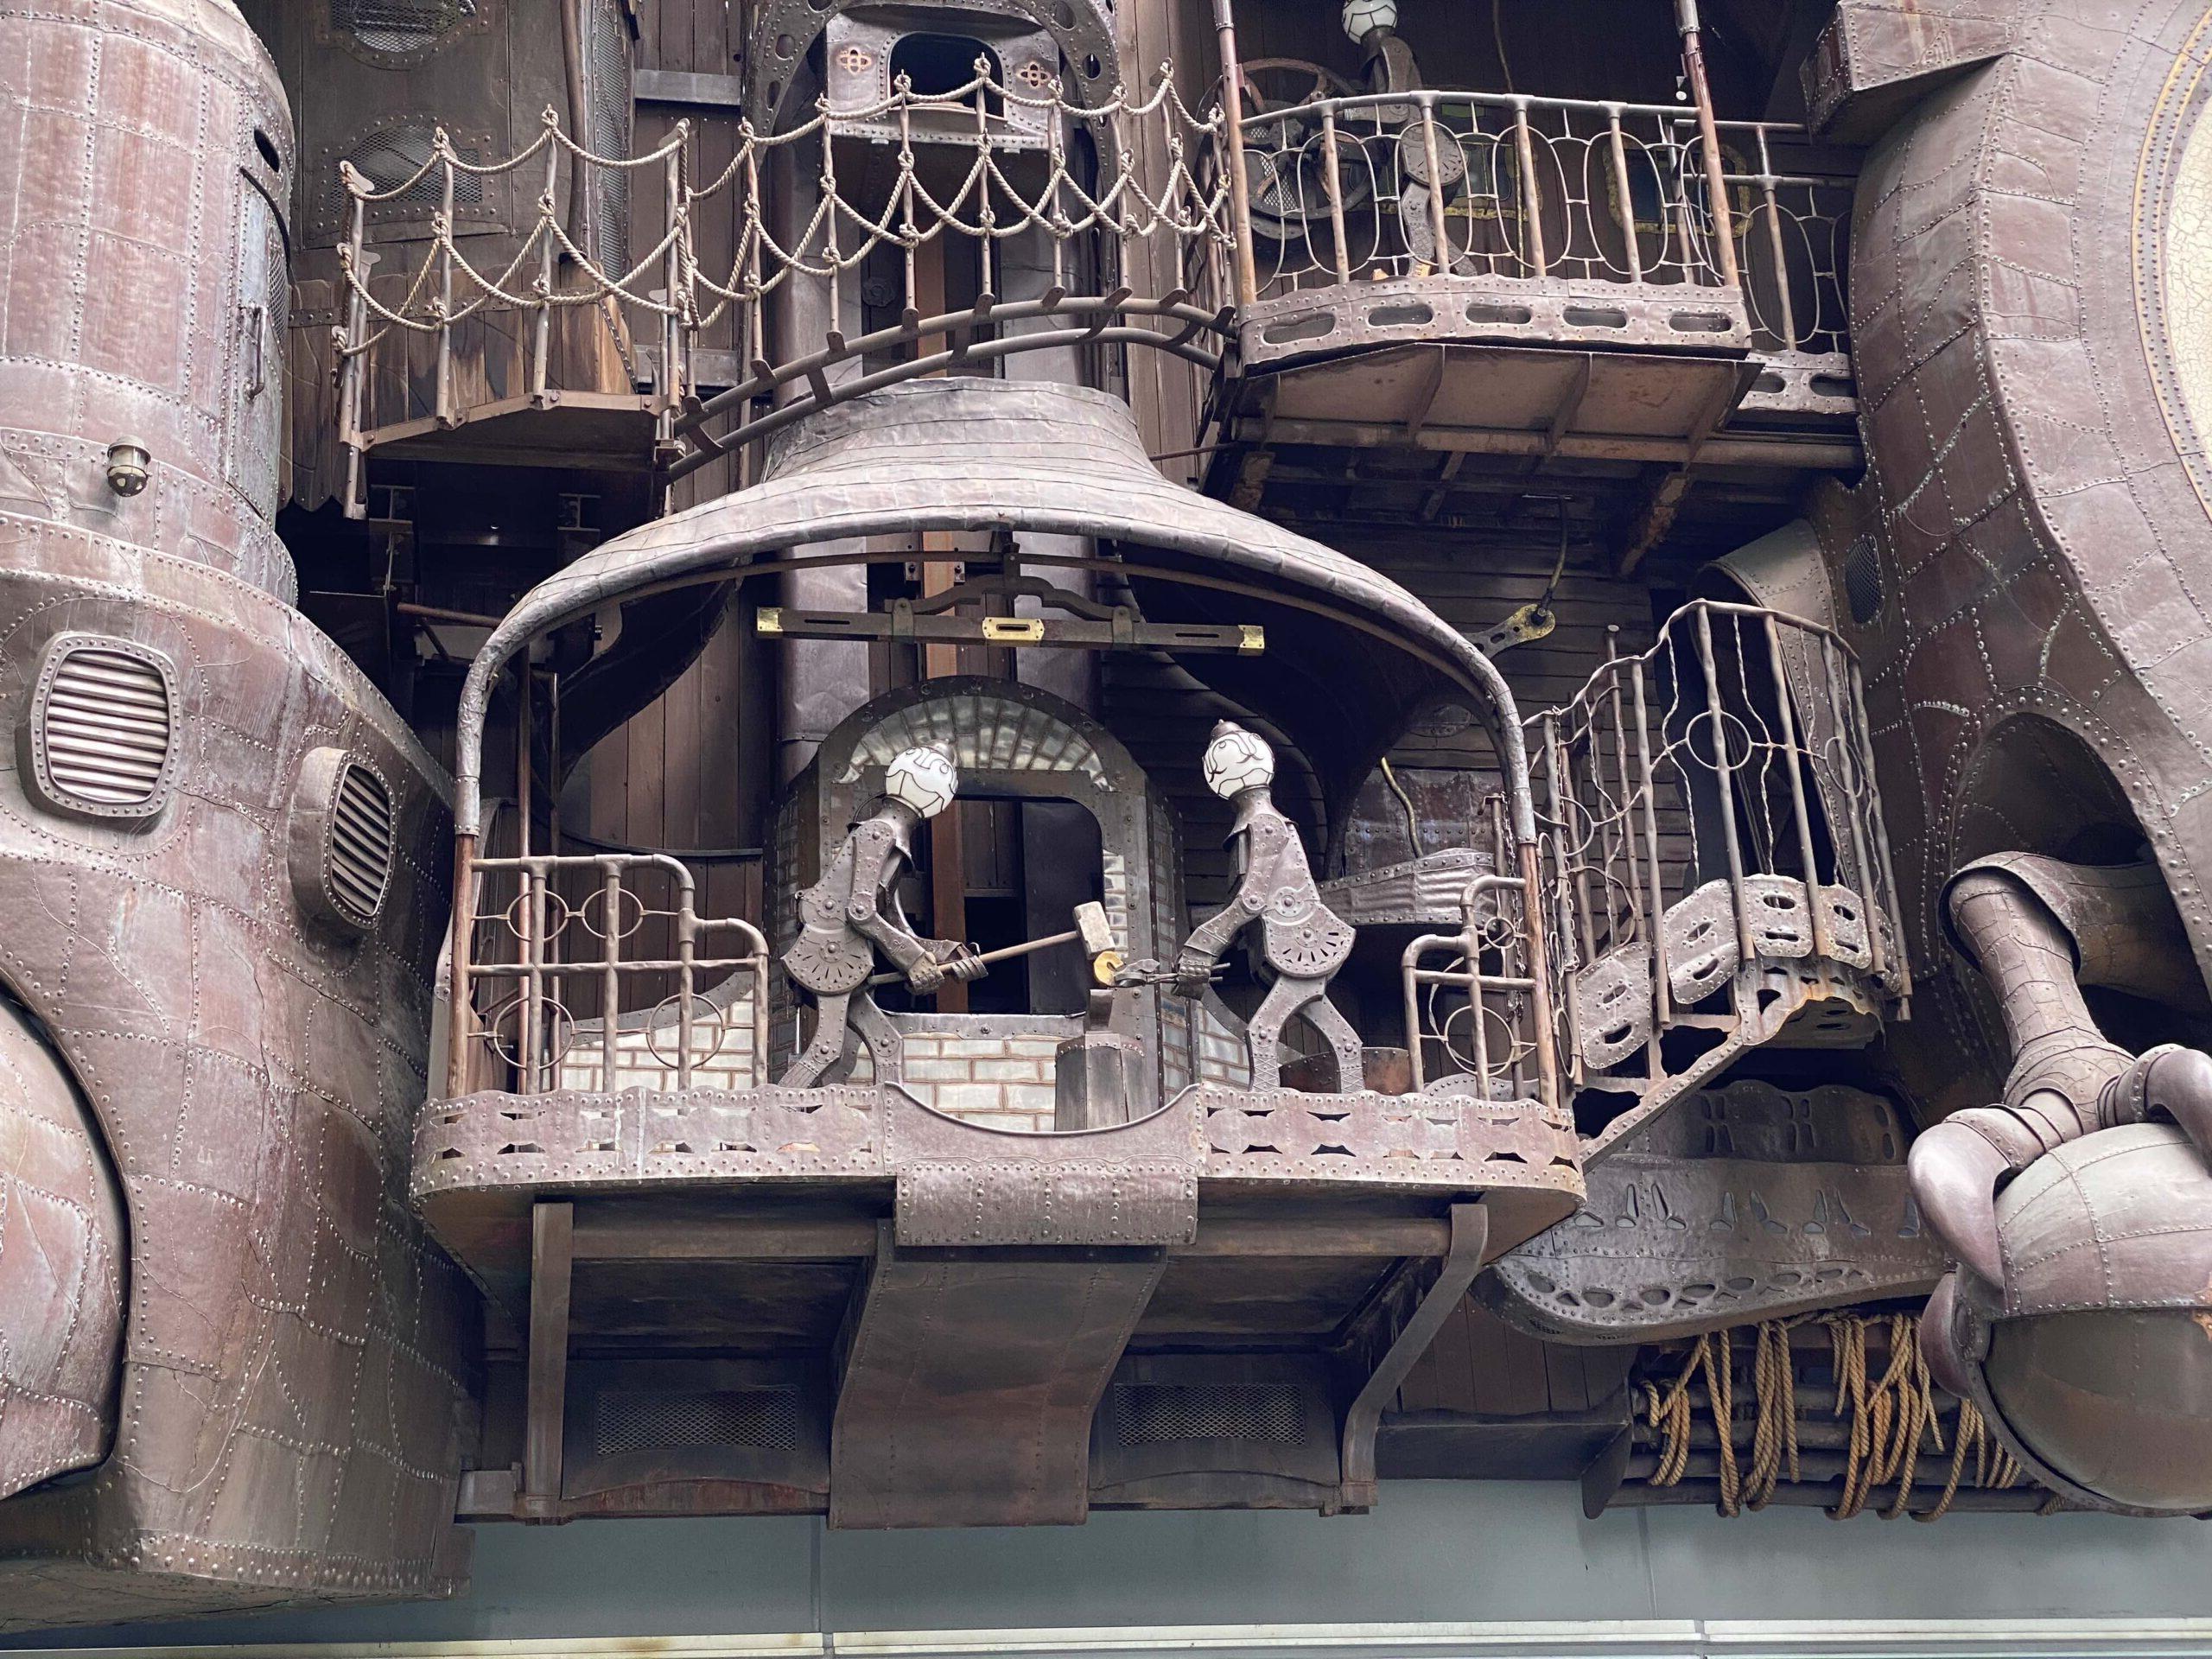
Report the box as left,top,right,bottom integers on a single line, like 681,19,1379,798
0,991,124,1500
1841,0,2212,1121
830,1230,1166,1530
0,0,472,1628
1802,0,2023,142
1487,1082,1942,1345
0,0,296,603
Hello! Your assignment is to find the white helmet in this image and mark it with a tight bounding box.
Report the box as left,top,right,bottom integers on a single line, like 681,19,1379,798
883,742,958,818
1202,721,1275,799
1342,0,1398,41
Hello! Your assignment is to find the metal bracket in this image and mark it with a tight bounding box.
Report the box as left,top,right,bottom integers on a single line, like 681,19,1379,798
1334,1200,1489,1511
1471,601,1559,658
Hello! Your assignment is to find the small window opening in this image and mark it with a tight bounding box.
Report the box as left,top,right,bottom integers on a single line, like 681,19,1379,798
892,35,1006,118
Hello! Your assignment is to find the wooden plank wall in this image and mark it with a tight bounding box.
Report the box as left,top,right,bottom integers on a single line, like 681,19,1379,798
564,0,764,1005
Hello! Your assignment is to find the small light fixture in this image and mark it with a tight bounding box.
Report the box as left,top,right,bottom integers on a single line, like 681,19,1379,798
1342,0,1398,42
105,440,150,498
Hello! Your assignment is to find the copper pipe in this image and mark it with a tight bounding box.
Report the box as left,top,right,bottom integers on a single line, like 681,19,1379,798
1675,0,1740,288
1212,0,1262,307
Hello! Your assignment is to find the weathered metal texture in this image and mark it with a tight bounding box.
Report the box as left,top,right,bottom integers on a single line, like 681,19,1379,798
0,544,470,1626
0,0,473,1630
831,1230,1166,1529
1840,0,2212,1119
0,992,124,1500
1802,0,2023,142
1319,847,1493,928
444,378,1541,848
1241,277,1749,371
0,0,296,601
744,0,1119,132
1486,1081,1942,1344
1935,1122,2212,1515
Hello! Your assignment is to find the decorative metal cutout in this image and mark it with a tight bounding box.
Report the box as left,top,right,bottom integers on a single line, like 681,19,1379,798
23,635,179,822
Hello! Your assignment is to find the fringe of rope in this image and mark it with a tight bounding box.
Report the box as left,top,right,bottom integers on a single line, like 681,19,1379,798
1640,1311,2039,1521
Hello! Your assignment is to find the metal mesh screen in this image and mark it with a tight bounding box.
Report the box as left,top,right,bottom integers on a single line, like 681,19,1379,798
326,122,487,235
1112,1383,1307,1446
1844,537,1884,626
332,0,477,59
593,1387,804,1457
582,0,632,274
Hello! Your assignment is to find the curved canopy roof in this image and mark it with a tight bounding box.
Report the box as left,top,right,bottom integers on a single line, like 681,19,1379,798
453,378,1533,842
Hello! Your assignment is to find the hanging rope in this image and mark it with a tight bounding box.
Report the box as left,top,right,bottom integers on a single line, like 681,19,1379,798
1637,1310,2043,1521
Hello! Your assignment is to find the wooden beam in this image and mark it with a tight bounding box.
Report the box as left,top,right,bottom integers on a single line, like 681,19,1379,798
522,1200,575,1518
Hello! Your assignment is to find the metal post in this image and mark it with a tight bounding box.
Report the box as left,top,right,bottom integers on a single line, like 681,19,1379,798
1419,95,1452,276
1820,633,1880,979
1517,838,1562,1115
1606,109,1643,285
435,131,458,428
1629,658,1671,1058
339,185,373,520
1692,604,1758,970
1539,715,1583,1089
1602,628,1646,942
1511,99,1548,277
676,868,698,1090
1760,130,1796,352
1762,613,1831,962
1676,0,1740,289
1321,105,1353,285
532,124,558,404
1848,656,1910,998
448,831,478,1100
601,863,621,1091
1211,0,1262,307
660,122,689,442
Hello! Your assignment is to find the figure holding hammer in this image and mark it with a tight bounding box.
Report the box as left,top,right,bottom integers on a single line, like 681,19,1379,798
780,741,986,1086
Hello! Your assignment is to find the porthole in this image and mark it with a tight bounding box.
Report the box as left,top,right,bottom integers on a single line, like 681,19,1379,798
21,635,180,823
291,747,398,936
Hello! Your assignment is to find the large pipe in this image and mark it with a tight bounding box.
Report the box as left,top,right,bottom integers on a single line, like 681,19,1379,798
1675,0,1740,289
1211,0,1262,307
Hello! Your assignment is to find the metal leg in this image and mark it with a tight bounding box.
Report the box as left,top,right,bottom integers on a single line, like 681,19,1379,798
1245,973,1306,1089
1299,987,1366,1093
848,991,904,1084
781,992,849,1087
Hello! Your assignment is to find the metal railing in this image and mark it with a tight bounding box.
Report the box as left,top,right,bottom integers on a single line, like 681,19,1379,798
455,851,771,1096
1528,602,1906,1107
331,69,1235,508
1223,90,1850,357
1401,856,1549,1102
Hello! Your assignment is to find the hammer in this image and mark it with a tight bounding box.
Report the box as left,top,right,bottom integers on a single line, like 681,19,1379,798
866,901,1116,988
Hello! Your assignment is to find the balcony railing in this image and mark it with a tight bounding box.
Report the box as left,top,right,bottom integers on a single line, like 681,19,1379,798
1527,602,1906,1150
1224,89,1849,359
454,850,772,1097
330,71,1236,511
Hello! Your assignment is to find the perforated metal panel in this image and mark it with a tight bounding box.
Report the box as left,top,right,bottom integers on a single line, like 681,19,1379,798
1111,1382,1306,1446
1844,537,1884,625
28,639,178,819
594,1387,804,1456
328,762,396,927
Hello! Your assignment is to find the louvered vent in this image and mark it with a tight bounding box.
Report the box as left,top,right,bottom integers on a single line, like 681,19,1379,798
327,761,396,927
29,639,177,818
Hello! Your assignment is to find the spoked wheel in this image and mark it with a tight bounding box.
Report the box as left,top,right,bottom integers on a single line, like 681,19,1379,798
1227,58,1374,242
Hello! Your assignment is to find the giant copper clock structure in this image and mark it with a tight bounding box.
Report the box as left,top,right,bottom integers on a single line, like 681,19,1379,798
8,0,2212,1631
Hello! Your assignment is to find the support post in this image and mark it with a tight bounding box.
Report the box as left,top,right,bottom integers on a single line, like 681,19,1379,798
522,1199,575,1522
1676,0,1741,289
1211,0,1262,308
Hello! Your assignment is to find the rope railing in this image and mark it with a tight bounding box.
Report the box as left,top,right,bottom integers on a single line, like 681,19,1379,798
331,67,1236,511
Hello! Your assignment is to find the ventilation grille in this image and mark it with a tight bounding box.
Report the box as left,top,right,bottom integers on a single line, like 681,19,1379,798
36,643,175,814
323,122,486,234
594,1387,804,1457
583,0,633,275
328,762,396,926
332,0,477,60
1843,537,1884,626
1112,1383,1306,1446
